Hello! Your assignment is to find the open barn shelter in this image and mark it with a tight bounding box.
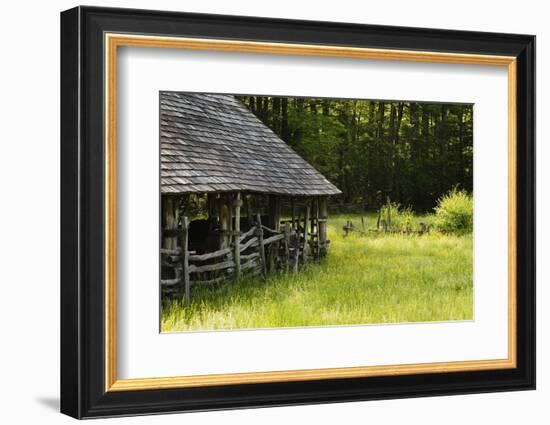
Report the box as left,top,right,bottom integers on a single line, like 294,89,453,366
160,92,341,300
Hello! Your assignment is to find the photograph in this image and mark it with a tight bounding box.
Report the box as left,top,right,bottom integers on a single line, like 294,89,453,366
159,92,474,332
57,5,536,419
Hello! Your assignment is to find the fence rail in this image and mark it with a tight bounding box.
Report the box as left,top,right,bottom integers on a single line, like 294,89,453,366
161,212,325,301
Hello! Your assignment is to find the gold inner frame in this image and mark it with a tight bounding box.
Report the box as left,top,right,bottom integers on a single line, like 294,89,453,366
104,33,517,392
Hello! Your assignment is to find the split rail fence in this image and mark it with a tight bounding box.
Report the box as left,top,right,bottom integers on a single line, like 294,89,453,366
161,212,326,301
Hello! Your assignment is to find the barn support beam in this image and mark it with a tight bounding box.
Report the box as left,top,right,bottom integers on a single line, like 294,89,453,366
180,216,190,303
218,195,231,249
268,195,281,272
207,193,218,225
291,197,296,231
319,196,328,257
293,209,301,273
233,192,242,280
162,194,179,251
268,195,281,231
302,201,310,263
283,222,291,273
246,195,254,228
314,198,320,261
256,213,267,278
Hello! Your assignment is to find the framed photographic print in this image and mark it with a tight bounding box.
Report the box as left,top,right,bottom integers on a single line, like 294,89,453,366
60,6,535,419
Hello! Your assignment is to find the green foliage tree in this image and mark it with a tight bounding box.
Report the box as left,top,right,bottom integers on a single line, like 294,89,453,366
237,95,473,212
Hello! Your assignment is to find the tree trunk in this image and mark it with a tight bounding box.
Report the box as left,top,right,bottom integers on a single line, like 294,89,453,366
377,101,385,139
272,96,281,134
262,96,269,121
281,97,290,141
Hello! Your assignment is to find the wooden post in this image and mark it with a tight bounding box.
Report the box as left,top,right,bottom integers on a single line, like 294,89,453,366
256,213,267,278
162,195,179,250
419,222,427,235
268,195,281,231
246,195,253,228
234,192,242,280
293,216,300,273
302,203,310,263
291,197,296,231
268,195,281,272
314,198,320,260
228,193,234,233
219,196,230,249
309,199,315,259
283,222,291,273
207,193,217,220
180,216,190,303
319,196,328,257
310,199,315,235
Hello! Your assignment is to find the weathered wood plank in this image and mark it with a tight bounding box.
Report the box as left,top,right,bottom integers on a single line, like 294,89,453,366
191,275,226,286
284,222,290,273
162,195,179,251
190,259,236,274
241,252,260,261
302,203,310,263
293,212,301,273
256,213,267,279
246,196,254,228
314,199,320,261
161,259,180,268
291,197,296,231
241,259,259,271
160,248,181,255
181,216,190,303
319,196,328,257
240,236,259,252
239,225,257,242
268,195,281,231
161,278,181,286
268,195,281,273
234,192,241,280
219,196,231,249
189,247,231,262
261,224,282,234
243,265,262,278
161,253,181,263
263,233,285,245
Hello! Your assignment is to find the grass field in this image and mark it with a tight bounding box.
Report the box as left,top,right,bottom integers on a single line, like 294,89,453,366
161,213,473,332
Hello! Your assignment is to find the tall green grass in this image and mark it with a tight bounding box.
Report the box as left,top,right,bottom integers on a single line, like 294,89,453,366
161,213,473,332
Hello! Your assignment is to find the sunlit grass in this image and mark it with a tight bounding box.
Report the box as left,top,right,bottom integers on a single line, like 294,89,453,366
161,213,473,332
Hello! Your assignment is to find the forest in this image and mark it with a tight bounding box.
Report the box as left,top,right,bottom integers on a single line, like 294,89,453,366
237,96,473,212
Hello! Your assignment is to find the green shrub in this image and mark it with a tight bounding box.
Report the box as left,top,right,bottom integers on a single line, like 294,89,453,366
378,202,414,229
434,189,473,235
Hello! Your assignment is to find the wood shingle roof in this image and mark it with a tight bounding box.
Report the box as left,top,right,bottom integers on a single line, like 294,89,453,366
160,92,342,196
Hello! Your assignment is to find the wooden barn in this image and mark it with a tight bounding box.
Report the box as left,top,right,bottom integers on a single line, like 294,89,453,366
160,92,341,300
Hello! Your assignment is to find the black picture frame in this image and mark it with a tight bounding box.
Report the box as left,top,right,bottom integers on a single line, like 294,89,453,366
61,5,535,419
